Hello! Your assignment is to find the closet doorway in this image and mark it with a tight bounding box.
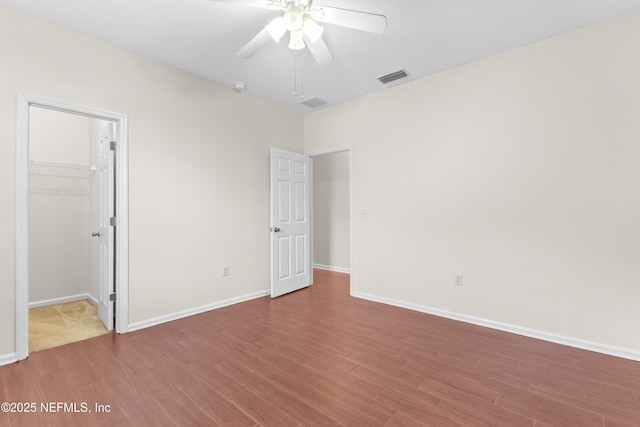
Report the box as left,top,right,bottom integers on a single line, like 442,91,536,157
28,107,110,352
310,147,353,289
15,94,129,360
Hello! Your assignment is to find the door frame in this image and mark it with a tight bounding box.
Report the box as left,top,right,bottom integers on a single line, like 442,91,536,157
15,93,129,360
308,145,354,295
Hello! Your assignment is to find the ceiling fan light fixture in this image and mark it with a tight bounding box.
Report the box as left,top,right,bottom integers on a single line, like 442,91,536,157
302,18,324,44
283,2,305,32
266,17,287,42
226,0,387,67
289,30,305,50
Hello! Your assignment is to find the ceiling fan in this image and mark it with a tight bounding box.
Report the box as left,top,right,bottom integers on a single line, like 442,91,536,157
209,0,387,66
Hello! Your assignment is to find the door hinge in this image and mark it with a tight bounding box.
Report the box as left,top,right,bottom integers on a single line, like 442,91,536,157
109,293,116,302
110,140,116,151
110,217,117,226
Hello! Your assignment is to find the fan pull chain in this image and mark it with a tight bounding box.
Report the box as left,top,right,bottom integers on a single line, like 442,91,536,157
292,55,297,98
292,52,305,100
300,56,304,100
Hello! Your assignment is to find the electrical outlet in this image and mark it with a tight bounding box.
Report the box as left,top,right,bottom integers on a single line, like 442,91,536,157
360,209,369,218
454,274,463,286
222,265,229,277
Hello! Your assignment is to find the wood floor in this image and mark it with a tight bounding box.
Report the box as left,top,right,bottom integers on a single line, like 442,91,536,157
1,269,639,426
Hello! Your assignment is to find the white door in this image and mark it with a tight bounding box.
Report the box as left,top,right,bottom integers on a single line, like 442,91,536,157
98,123,115,330
270,148,311,297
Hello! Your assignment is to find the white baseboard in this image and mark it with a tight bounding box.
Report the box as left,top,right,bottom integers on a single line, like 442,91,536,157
86,294,99,306
353,292,640,362
128,290,270,332
313,264,351,274
0,353,18,367
29,293,94,309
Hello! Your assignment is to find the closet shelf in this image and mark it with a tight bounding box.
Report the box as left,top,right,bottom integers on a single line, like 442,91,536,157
29,160,96,178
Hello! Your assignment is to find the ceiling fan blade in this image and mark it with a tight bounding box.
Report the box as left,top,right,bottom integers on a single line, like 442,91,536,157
303,34,333,66
237,27,273,58
207,0,268,8
313,6,387,33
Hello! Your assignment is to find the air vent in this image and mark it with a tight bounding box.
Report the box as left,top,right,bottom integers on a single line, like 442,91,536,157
378,70,408,84
300,97,328,109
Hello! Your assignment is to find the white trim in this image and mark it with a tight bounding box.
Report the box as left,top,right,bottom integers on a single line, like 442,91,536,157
347,147,356,294
0,353,18,367
353,292,640,362
309,157,314,285
87,293,99,306
128,290,269,332
15,92,129,361
15,94,29,361
313,264,351,274
115,113,129,334
29,293,96,309
307,145,351,157
308,145,354,296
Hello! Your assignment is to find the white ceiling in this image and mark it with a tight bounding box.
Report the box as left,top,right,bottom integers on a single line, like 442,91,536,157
3,0,640,113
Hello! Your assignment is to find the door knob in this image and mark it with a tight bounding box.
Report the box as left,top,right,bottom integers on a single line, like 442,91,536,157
270,227,280,233
92,232,100,237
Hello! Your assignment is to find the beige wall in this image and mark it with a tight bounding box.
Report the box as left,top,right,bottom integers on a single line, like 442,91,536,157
304,11,640,352
312,152,350,271
0,6,303,356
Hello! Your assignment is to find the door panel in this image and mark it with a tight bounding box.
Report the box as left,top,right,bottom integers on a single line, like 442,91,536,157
271,148,311,298
295,234,306,274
